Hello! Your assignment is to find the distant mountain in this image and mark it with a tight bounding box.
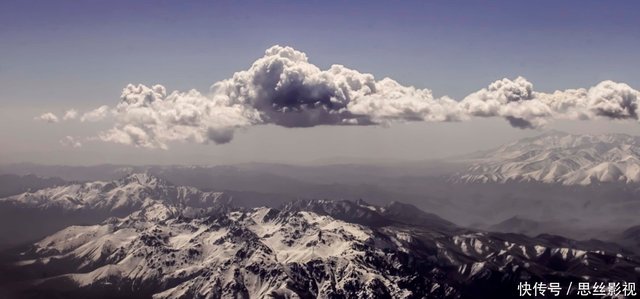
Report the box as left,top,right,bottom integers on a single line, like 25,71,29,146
1,172,228,212
485,216,602,240
455,131,640,185
0,160,464,186
0,163,135,181
488,216,543,236
0,173,230,249
0,174,66,198
614,225,640,254
1,195,638,298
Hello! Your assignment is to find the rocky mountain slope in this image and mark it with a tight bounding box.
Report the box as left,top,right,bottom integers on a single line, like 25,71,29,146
1,193,638,298
455,131,640,185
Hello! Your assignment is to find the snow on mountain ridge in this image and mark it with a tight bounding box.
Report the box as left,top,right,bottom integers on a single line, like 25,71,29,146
456,131,640,185
7,198,639,299
0,172,229,212
21,203,420,298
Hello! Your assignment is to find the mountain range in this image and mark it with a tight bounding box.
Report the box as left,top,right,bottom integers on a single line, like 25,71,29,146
2,132,640,298
0,173,228,212
0,173,639,299
455,131,640,185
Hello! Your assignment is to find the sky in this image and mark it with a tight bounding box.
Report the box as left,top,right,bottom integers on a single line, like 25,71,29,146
1,0,640,165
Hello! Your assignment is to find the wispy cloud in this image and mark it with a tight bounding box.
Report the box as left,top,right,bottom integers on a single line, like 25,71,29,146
62,109,78,121
59,136,82,148
80,105,111,122
34,112,59,123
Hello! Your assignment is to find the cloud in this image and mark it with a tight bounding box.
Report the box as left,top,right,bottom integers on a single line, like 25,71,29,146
587,81,639,119
59,136,82,148
99,84,259,148
35,112,59,123
98,46,467,148
461,77,640,128
460,77,553,129
211,46,465,127
99,124,163,149
62,109,78,120
46,45,640,149
80,105,111,122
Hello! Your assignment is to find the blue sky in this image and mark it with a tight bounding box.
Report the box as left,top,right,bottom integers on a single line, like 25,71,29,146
2,0,640,164
3,0,640,102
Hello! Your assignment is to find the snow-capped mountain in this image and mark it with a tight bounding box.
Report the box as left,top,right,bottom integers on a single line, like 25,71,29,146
2,196,638,299
455,131,640,185
0,172,229,212
0,173,231,249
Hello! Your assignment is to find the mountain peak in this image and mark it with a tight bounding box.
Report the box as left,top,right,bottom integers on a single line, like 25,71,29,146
119,172,167,187
281,199,392,227
1,172,226,215
455,132,640,185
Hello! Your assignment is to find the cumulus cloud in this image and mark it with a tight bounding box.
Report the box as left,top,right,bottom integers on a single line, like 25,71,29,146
210,46,465,127
97,84,259,148
59,136,82,148
460,77,553,129
35,112,59,123
62,109,78,120
80,105,111,122
46,45,640,148
97,46,464,148
587,81,639,119
461,77,640,128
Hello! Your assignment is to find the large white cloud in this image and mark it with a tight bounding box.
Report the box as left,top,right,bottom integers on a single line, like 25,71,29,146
587,81,639,120
40,45,640,149
98,46,467,148
460,76,553,128
210,45,465,126
461,77,640,128
99,84,260,148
